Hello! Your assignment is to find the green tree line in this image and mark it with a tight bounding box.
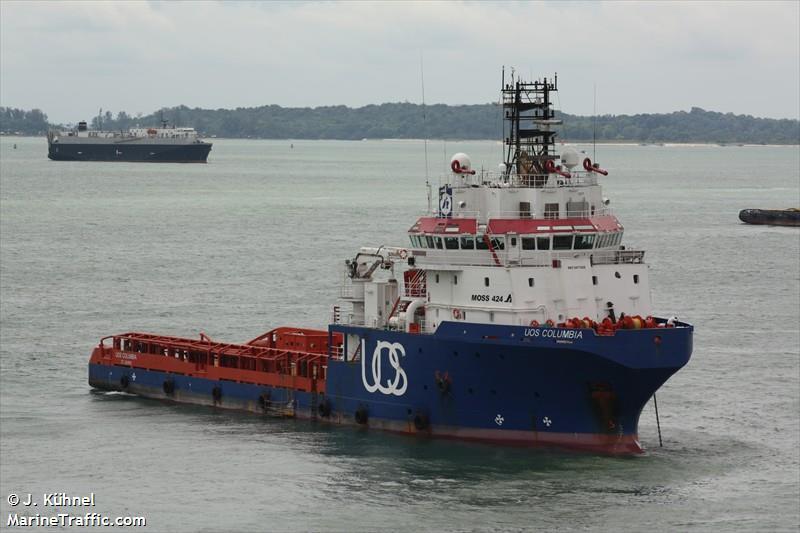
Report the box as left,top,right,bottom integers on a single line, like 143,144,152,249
2,103,798,144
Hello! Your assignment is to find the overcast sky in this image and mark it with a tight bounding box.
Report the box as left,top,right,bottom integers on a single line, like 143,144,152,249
1,1,798,124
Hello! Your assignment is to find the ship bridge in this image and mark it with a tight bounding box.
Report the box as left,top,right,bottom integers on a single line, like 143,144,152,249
336,75,651,336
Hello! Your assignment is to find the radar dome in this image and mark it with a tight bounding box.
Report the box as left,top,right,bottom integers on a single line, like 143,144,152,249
560,147,580,169
450,153,472,173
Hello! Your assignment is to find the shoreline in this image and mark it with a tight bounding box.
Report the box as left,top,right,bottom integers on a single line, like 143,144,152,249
1,134,797,147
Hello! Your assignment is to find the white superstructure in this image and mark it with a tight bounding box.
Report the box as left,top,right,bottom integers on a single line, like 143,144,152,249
338,76,652,335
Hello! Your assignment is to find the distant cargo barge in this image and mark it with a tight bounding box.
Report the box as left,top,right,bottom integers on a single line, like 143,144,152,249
739,208,800,227
47,120,211,163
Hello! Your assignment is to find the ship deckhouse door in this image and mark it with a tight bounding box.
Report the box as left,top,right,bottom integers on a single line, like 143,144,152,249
507,233,520,264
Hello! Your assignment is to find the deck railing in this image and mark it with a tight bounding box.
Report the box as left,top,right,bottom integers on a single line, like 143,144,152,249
411,248,645,268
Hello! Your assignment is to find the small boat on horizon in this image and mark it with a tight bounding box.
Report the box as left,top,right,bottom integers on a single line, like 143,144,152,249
739,208,800,227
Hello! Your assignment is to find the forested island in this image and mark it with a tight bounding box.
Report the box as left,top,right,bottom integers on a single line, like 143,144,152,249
2,104,798,144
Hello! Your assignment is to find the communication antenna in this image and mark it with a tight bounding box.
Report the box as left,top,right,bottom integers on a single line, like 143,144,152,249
593,83,597,161
420,52,431,214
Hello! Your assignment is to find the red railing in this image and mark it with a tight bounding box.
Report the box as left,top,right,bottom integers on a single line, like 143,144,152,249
93,328,344,390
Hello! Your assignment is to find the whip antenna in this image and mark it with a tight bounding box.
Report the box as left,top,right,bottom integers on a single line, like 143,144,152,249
420,52,431,214
593,83,597,161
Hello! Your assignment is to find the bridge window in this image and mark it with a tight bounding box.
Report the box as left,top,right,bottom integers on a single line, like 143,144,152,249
553,235,573,250
460,236,475,249
434,237,444,249
445,237,459,250
544,203,560,219
574,234,595,250
537,236,551,250
476,236,489,250
522,237,536,250
426,236,435,248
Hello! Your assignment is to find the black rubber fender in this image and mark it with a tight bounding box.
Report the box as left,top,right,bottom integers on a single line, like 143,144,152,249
119,375,130,389
258,392,271,410
211,386,222,402
317,399,332,418
354,407,368,425
162,379,175,395
413,412,430,431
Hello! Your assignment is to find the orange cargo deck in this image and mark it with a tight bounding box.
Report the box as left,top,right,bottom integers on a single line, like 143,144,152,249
89,327,343,393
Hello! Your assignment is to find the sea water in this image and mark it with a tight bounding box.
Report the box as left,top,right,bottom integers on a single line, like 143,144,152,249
1,137,798,531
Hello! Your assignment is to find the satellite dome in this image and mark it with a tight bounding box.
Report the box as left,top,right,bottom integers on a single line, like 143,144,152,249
560,147,580,169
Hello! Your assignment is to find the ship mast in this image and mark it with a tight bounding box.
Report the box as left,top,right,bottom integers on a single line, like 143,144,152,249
502,73,560,179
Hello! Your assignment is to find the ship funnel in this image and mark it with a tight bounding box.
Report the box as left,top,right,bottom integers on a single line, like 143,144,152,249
451,153,475,175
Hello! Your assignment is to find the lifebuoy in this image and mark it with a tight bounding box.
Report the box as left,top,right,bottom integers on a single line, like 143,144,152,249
452,308,462,320
529,320,540,327
398,249,408,259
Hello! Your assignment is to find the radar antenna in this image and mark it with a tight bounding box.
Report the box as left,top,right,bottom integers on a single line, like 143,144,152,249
502,73,561,185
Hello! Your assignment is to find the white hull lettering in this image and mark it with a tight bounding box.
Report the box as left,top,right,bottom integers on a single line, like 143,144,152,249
361,339,408,396
523,328,583,340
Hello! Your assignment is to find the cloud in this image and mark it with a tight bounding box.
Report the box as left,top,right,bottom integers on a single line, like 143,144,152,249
1,0,797,123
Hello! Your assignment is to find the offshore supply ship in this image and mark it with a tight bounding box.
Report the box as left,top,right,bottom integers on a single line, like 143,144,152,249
88,75,693,454
47,118,211,162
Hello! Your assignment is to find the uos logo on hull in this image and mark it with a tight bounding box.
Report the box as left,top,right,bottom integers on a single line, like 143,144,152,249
361,339,408,396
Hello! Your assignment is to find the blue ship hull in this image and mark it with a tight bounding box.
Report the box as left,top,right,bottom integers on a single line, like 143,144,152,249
88,321,692,454
48,141,211,162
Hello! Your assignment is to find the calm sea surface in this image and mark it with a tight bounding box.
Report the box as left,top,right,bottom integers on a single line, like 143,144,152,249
1,137,798,532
